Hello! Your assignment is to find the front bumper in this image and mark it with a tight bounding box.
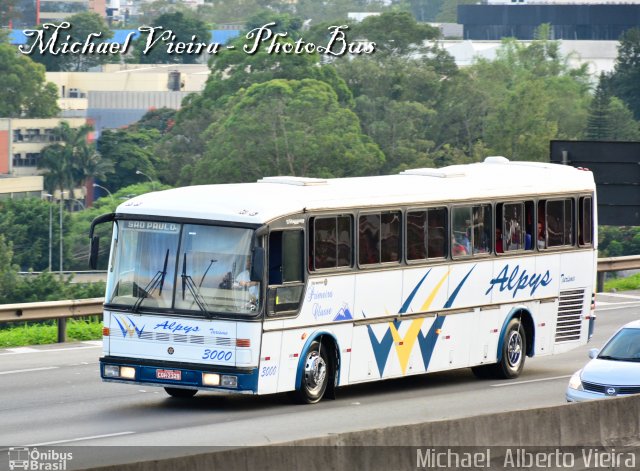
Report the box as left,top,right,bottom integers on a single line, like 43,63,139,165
565,387,632,403
100,356,259,394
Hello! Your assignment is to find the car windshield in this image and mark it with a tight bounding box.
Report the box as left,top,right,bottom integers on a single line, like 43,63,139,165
107,220,260,316
598,328,640,362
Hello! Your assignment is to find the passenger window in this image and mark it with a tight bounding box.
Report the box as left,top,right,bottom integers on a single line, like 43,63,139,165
407,208,447,261
579,196,593,246
541,199,575,248
359,211,401,265
267,229,305,317
452,205,491,257
311,216,352,270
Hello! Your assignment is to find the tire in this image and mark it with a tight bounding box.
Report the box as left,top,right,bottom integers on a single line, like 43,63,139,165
164,387,198,398
295,340,331,404
495,318,526,379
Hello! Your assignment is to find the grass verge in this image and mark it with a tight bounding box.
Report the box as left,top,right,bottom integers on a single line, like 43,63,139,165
0,318,102,348
604,272,640,292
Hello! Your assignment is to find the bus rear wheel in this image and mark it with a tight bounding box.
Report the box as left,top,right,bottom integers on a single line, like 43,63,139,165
164,387,197,398
496,318,526,379
472,318,526,380
296,340,331,404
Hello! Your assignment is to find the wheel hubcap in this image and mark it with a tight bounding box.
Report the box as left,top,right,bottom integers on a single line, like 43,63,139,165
507,330,522,368
303,351,326,395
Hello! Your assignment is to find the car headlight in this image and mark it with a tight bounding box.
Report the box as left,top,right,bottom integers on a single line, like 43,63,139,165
568,371,583,391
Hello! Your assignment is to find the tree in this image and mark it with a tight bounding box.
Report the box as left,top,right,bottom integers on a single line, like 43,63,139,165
38,122,113,201
586,74,614,140
0,235,19,304
190,79,384,184
97,128,161,191
586,73,640,141
26,12,116,71
465,34,591,160
351,11,440,56
608,28,640,120
155,23,354,185
0,43,59,117
130,11,210,64
0,199,58,271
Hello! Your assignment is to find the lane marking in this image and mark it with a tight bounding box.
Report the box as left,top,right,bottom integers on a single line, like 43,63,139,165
598,303,640,312
0,345,101,356
490,375,571,388
27,431,135,446
598,292,640,300
82,341,103,346
7,347,38,353
0,366,59,375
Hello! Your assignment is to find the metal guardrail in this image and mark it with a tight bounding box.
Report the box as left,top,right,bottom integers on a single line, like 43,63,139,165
1,256,639,342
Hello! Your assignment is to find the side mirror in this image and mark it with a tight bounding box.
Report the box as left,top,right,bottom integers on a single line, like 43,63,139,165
250,247,264,282
588,348,600,359
89,236,100,269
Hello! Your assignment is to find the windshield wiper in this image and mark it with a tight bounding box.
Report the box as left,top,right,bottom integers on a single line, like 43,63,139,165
132,249,169,313
181,252,213,318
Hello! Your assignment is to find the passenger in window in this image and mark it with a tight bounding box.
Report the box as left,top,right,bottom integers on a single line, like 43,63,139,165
452,235,468,256
537,222,546,249
496,228,504,253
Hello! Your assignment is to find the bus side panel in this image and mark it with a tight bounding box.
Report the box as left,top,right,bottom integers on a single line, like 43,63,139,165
553,251,597,354
353,270,403,321
293,274,356,327
447,261,494,310
468,306,502,366
275,324,352,393
427,311,474,372
535,299,558,356
400,266,450,315
257,330,283,394
488,256,544,305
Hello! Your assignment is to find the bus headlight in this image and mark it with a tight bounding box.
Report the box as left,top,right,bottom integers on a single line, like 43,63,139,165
120,366,136,379
221,375,238,388
104,365,136,379
104,365,120,377
568,371,583,391
202,373,220,386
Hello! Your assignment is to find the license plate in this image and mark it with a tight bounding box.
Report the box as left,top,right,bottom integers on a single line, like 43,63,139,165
156,369,181,381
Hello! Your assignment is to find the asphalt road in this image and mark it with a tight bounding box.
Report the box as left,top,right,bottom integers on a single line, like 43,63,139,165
0,291,639,469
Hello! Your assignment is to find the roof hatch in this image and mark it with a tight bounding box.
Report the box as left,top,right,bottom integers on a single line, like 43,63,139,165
257,176,328,186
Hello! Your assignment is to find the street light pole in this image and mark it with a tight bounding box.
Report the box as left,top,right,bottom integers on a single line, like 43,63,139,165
92,183,114,203
59,190,67,281
135,170,155,190
43,193,53,272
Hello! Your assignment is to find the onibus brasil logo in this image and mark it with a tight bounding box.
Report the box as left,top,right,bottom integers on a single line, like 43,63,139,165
8,447,72,470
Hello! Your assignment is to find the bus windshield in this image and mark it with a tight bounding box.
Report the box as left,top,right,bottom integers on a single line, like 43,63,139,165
107,220,260,316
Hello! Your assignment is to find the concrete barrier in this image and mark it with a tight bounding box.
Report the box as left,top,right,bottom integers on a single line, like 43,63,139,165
81,395,640,471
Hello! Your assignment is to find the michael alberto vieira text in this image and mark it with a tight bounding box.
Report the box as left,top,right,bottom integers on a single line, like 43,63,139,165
18,21,376,57
416,448,636,468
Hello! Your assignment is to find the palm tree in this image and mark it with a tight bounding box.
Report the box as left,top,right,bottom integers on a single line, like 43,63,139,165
38,122,113,205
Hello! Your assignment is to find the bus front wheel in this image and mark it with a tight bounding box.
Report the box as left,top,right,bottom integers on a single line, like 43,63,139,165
296,340,331,404
164,387,197,398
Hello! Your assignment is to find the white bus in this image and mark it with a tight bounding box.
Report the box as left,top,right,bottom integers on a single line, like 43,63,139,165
90,157,597,403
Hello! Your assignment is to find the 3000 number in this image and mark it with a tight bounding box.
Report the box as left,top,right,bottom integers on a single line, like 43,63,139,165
261,366,277,377
202,349,233,361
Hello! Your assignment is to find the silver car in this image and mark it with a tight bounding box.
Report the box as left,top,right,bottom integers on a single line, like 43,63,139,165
566,320,640,402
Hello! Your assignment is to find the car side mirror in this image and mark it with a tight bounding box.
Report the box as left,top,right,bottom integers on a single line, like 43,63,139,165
588,348,599,359
89,236,100,269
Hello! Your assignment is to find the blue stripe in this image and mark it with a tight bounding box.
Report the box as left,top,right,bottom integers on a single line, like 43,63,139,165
399,269,432,314
366,320,400,377
417,316,445,370
443,265,476,308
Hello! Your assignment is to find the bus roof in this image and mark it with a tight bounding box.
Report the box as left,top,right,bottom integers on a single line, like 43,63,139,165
116,158,595,224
